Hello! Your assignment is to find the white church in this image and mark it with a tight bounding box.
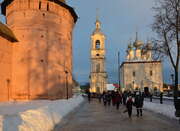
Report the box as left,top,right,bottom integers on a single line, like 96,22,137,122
120,34,163,95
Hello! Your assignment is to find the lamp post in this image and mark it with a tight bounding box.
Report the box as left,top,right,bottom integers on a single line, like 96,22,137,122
171,74,174,89
118,51,121,91
65,70,69,99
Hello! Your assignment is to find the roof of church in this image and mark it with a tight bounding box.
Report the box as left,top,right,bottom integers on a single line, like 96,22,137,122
92,29,104,36
1,0,78,23
120,61,161,68
92,20,105,36
0,21,18,42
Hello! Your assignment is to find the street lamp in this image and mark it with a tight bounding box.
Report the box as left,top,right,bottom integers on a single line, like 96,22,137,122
118,51,121,91
171,74,174,87
65,70,69,99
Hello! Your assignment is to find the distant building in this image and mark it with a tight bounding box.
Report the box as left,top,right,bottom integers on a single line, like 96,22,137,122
120,34,163,94
0,0,77,102
89,16,108,94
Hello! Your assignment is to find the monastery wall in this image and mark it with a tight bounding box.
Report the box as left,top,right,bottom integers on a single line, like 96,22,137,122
0,36,13,101
3,0,75,100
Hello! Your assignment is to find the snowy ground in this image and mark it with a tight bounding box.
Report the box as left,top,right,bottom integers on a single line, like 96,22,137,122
0,95,84,131
144,101,178,120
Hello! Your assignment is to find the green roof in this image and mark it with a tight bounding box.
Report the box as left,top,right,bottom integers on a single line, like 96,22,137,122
0,21,18,42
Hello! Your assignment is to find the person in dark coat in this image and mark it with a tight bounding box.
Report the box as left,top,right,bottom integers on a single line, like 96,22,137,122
149,93,153,102
87,90,91,103
98,93,102,103
115,91,122,110
107,92,112,106
122,91,127,105
103,92,107,106
126,95,133,118
111,91,116,106
134,92,144,117
160,92,163,104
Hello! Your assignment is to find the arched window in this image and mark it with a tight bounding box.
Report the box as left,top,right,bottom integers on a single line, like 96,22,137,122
47,3,49,11
96,63,100,72
39,1,41,10
95,40,100,49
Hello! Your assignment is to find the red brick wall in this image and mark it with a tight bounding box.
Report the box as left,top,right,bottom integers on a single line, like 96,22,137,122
3,0,75,101
0,36,13,101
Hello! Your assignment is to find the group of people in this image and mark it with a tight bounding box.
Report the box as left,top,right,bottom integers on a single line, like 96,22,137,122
88,90,144,118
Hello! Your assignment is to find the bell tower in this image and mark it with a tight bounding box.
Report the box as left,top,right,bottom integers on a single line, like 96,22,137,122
89,16,107,94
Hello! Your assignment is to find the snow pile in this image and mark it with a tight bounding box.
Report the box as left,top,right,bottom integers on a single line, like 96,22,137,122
0,95,84,131
144,101,178,120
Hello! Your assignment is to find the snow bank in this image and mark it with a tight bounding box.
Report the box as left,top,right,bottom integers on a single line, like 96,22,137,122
0,95,84,131
144,101,178,120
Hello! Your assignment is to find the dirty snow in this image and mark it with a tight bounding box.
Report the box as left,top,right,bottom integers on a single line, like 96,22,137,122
0,95,84,131
144,101,178,120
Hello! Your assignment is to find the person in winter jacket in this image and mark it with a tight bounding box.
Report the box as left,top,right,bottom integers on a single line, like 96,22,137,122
107,92,112,106
134,92,144,117
103,92,107,106
111,91,116,106
115,91,122,110
126,95,133,118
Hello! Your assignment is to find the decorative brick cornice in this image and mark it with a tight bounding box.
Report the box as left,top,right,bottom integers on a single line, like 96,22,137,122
120,61,162,68
1,0,78,23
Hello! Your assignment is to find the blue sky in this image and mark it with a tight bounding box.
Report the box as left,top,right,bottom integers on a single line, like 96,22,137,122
0,0,178,84
68,0,179,84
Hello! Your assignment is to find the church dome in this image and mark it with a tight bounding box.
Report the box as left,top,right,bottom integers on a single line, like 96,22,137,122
92,19,104,36
133,32,143,48
128,43,133,50
146,41,153,50
92,29,104,35
133,39,143,49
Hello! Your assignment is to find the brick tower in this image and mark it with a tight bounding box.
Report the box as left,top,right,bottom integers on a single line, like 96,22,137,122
1,0,77,100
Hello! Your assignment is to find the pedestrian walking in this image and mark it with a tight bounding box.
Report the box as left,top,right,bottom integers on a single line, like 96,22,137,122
98,93,102,103
149,93,153,102
115,91,122,110
134,92,144,117
107,92,111,106
111,91,116,106
103,92,107,106
122,92,127,105
126,95,133,118
160,92,163,104
87,90,91,103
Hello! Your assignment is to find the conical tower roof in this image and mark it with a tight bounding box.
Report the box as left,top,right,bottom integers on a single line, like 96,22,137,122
133,32,143,48
59,0,66,3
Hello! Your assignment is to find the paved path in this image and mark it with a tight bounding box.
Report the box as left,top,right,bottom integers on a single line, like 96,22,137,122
55,99,180,131
145,98,173,105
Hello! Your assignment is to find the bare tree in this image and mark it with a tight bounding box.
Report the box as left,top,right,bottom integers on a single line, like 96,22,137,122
152,0,180,99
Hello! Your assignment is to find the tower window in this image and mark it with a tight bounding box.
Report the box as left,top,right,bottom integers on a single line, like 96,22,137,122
150,70,153,76
95,40,100,49
96,63,100,72
39,1,41,10
96,54,100,56
47,3,49,11
133,71,136,77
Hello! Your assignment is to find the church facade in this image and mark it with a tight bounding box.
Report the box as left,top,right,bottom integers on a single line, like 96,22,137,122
120,35,163,94
0,0,77,101
89,18,107,94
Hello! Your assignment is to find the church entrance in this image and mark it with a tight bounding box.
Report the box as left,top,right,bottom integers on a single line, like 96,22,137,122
144,87,149,97
96,87,100,94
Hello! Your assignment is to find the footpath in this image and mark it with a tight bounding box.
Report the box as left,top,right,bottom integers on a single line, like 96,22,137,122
56,99,180,131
